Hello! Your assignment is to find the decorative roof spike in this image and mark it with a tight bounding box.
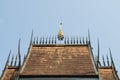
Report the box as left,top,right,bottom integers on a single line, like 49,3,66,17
30,29,33,45
49,36,51,44
106,54,110,66
55,36,57,44
71,36,73,44
11,54,14,66
5,50,11,66
39,37,42,44
88,29,91,44
76,36,78,44
36,37,38,44
42,37,44,44
102,55,106,66
18,38,21,67
74,36,75,44
58,23,64,41
67,36,69,44
83,37,85,44
33,37,36,44
97,38,100,70
52,36,54,44
45,37,48,44
14,55,17,66
64,36,66,44
86,36,88,44
79,37,81,44
109,48,115,67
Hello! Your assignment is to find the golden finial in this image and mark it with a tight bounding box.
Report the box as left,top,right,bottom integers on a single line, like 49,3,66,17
58,23,64,40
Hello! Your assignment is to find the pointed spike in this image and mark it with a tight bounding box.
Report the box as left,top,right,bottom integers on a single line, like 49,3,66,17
42,37,44,44
30,30,33,45
11,54,14,66
36,37,38,44
83,37,85,44
97,38,100,69
86,36,88,44
39,37,42,44
52,36,54,44
14,55,17,66
102,55,105,66
33,37,36,44
79,37,81,44
49,36,51,44
45,37,47,44
55,36,57,44
71,36,72,44
74,36,75,44
18,38,21,67
109,48,115,67
5,50,11,66
76,36,78,44
67,36,69,44
106,54,110,66
88,29,91,44
64,36,66,44
99,61,102,67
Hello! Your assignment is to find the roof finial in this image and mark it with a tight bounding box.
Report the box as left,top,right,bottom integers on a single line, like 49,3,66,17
58,22,64,41
18,38,21,67
97,38,100,69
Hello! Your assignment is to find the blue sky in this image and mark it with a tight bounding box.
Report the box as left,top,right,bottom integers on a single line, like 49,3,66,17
0,0,120,76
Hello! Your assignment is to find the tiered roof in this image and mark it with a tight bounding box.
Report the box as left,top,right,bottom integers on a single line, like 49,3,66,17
0,26,119,80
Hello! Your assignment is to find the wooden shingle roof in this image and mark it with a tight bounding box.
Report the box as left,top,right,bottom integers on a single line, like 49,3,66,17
1,66,18,80
20,44,97,76
99,67,119,80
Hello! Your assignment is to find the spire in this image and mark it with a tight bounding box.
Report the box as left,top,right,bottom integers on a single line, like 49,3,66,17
96,38,100,69
18,39,21,67
5,50,11,66
58,23,64,41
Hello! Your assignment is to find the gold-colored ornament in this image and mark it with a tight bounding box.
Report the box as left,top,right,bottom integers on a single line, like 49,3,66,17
58,23,64,40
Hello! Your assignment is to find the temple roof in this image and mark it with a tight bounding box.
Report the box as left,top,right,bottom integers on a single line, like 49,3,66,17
20,44,97,76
